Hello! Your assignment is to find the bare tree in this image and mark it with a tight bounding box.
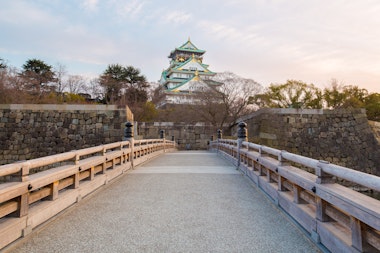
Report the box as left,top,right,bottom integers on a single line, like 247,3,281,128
66,75,86,94
0,66,29,103
86,78,104,101
195,71,263,129
54,63,67,95
149,82,166,105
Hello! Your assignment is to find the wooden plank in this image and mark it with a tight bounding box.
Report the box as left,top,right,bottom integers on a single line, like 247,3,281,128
105,163,124,182
278,165,316,193
0,217,27,250
325,204,350,229
246,169,259,185
258,177,278,201
0,201,18,218
316,183,380,231
258,156,278,172
29,187,51,204
300,190,316,205
366,228,380,250
27,189,79,229
0,182,29,203
78,174,107,198
317,221,352,253
278,192,316,233
0,164,21,177
28,165,77,190
76,156,105,171
79,171,90,181
94,165,103,175
56,176,74,190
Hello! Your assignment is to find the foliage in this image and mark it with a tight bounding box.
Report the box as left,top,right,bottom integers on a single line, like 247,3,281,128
253,80,323,109
99,64,125,103
21,59,57,95
252,78,379,121
99,64,149,106
364,93,380,121
324,81,368,109
62,93,87,103
134,101,159,122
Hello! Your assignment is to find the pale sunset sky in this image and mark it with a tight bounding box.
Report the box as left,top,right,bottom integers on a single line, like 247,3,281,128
1,0,380,92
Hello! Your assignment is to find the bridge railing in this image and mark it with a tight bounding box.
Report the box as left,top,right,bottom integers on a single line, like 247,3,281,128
0,138,176,250
211,136,380,253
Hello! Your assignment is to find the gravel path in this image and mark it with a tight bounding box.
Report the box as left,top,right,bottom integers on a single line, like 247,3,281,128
5,151,321,253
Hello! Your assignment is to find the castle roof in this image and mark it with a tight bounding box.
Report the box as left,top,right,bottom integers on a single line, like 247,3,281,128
168,38,205,59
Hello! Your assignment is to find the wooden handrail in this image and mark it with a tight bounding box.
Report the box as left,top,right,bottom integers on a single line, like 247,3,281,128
211,139,380,253
0,138,176,250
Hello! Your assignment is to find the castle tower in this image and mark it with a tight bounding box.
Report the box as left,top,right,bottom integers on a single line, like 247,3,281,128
157,38,219,107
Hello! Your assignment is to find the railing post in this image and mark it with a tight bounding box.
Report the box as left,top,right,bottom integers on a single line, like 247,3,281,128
237,122,247,169
124,122,134,169
160,130,166,152
217,129,222,153
277,151,288,192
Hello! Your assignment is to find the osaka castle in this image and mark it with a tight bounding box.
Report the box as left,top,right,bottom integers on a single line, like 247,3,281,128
157,38,220,108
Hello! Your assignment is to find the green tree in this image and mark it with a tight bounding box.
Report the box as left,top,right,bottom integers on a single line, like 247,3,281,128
253,80,323,109
364,93,380,121
99,64,149,106
123,66,149,105
99,64,125,104
21,59,56,95
324,80,368,109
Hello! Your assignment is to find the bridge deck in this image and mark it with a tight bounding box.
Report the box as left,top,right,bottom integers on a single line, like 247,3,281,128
5,151,320,253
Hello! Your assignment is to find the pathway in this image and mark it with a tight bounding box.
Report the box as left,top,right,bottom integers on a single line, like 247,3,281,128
4,151,321,253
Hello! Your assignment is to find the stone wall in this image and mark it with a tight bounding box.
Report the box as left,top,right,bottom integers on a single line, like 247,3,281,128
238,108,380,175
369,120,380,143
137,122,218,150
0,104,132,165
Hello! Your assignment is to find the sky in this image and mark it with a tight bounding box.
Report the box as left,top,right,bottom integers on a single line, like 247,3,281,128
1,0,380,93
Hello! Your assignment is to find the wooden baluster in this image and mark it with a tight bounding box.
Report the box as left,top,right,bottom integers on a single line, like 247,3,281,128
90,166,95,180
102,147,107,173
351,217,369,252
48,181,59,201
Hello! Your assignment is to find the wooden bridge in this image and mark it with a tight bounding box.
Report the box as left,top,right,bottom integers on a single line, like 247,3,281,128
0,130,379,252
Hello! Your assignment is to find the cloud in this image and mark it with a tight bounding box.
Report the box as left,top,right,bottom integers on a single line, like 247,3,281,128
115,0,146,19
160,10,192,24
0,1,59,25
1,0,380,93
81,0,99,12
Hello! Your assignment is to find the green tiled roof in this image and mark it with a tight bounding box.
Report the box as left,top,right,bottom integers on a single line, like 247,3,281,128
178,39,206,53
